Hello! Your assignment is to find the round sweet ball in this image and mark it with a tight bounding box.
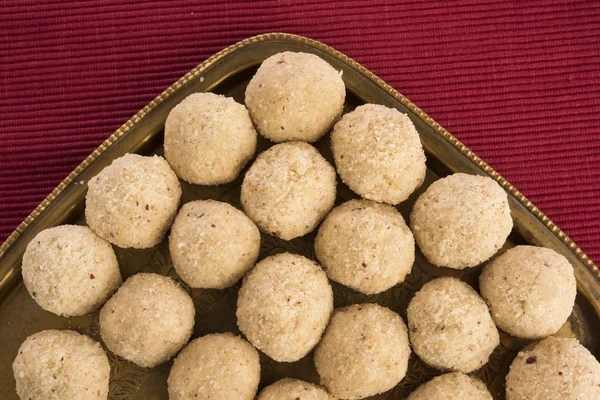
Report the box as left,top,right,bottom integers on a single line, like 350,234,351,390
13,330,110,400
237,252,333,362
480,245,576,339
506,336,600,400
331,104,426,205
314,303,411,399
22,225,121,317
241,142,336,240
168,333,260,400
315,199,415,295
245,51,345,143
407,372,492,400
86,153,182,249
99,273,195,367
407,277,499,373
169,200,260,289
410,173,512,269
164,92,257,185
258,378,333,400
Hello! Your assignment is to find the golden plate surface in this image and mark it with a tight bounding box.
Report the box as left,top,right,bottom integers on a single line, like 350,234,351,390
0,33,598,399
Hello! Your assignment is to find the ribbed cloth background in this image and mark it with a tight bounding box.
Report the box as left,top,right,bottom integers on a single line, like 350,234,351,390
1,1,599,262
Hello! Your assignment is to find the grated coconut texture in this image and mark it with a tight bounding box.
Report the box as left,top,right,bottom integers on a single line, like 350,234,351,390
406,372,492,400
164,92,257,185
505,336,600,400
407,277,499,373
237,252,333,362
480,245,577,339
314,303,410,400
257,378,334,400
245,51,345,143
410,173,512,269
331,104,426,205
99,273,195,368
169,200,260,289
22,225,121,317
85,153,182,249
13,330,110,400
241,142,336,240
167,333,260,400
315,199,415,295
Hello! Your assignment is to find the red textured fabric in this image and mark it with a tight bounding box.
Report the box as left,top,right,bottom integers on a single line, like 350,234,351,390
1,1,599,262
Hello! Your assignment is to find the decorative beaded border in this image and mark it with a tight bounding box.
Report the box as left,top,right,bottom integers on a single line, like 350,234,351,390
1,33,597,282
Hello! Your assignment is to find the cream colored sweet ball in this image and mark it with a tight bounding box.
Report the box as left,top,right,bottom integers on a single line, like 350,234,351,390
99,273,195,367
168,333,260,400
480,245,576,339
237,252,333,362
331,104,426,205
315,199,415,295
314,303,411,399
407,277,499,373
410,173,512,269
13,330,110,400
407,372,492,400
21,225,121,317
506,336,600,400
169,200,260,289
86,153,182,249
164,92,257,185
258,378,333,400
245,51,345,143
241,142,336,240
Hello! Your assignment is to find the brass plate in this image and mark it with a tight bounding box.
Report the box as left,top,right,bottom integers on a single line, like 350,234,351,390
0,33,598,400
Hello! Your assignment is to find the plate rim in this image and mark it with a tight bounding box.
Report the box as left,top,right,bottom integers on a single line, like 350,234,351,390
0,32,597,283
